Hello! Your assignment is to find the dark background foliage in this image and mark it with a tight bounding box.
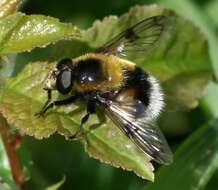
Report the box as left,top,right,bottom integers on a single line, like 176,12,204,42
1,0,218,190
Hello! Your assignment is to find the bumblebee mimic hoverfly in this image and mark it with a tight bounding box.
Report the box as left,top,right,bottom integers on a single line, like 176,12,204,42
36,15,173,164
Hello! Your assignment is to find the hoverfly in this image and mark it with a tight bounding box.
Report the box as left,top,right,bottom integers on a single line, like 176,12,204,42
36,15,173,164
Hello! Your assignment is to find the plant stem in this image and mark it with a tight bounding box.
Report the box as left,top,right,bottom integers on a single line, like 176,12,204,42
0,114,26,190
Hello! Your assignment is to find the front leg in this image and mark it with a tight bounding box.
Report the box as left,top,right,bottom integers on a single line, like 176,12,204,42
41,89,52,111
35,95,78,117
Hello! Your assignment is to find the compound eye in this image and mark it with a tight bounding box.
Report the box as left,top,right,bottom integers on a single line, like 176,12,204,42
56,70,72,94
56,58,72,70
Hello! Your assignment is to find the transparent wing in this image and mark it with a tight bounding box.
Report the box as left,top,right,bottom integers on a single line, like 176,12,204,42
101,98,173,164
96,15,169,59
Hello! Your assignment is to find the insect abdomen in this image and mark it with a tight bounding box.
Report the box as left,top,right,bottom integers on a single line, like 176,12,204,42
118,66,164,119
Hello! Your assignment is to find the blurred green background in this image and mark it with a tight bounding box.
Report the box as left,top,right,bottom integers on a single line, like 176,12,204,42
1,0,218,189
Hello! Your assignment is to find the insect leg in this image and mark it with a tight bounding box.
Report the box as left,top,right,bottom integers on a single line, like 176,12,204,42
89,108,107,130
35,94,78,117
80,102,96,126
81,112,91,125
70,102,96,139
39,89,52,112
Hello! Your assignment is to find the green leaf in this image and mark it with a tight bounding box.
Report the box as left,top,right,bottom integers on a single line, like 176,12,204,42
0,138,11,179
0,54,17,85
145,119,218,190
205,0,218,28
205,170,218,190
202,83,218,118
45,177,65,190
158,0,218,78
0,0,22,19
0,5,214,181
0,12,80,54
0,165,20,190
157,0,218,117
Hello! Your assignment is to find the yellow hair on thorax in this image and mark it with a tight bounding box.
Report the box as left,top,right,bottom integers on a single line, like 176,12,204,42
72,53,135,92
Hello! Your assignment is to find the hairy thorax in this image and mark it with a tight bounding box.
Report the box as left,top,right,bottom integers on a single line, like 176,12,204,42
72,53,135,93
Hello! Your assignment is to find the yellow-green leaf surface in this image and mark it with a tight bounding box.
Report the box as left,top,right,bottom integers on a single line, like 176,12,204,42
0,12,80,54
0,0,22,19
0,5,214,181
